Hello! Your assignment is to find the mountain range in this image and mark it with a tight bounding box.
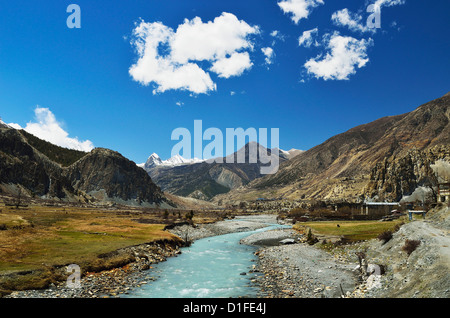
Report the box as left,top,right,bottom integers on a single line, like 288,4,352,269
213,92,450,204
139,143,303,201
1,92,448,207
137,153,205,170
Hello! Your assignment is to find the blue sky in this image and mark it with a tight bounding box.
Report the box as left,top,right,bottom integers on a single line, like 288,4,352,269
0,0,449,164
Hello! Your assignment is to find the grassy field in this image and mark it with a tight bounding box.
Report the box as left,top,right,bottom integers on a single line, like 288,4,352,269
294,219,405,242
0,205,192,273
0,202,228,294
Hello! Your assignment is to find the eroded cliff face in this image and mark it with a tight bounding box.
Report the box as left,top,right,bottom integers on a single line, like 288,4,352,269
364,145,450,202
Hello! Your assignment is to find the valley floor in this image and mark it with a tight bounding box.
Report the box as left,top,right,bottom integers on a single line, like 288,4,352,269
3,208,449,298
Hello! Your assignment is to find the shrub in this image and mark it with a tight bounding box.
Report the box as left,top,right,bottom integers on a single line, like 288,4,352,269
393,222,404,232
377,230,393,244
293,216,308,223
334,236,350,246
288,208,307,218
402,239,421,256
306,228,318,245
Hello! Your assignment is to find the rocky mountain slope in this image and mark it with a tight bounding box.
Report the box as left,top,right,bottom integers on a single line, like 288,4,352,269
0,127,169,207
214,92,450,203
141,142,302,200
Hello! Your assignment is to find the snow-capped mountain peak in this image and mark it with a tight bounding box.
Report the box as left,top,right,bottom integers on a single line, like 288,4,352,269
272,147,304,160
140,153,205,170
143,153,163,168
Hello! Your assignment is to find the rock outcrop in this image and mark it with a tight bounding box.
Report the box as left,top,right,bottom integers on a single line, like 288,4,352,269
364,145,450,201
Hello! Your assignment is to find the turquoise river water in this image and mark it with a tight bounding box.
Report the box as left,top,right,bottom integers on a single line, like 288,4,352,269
123,222,286,298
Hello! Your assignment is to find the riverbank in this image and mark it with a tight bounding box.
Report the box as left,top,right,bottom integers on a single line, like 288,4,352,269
4,240,182,298
240,225,359,298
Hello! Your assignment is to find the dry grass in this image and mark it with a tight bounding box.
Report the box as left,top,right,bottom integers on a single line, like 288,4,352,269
0,200,233,294
0,213,31,229
0,204,182,273
294,219,405,242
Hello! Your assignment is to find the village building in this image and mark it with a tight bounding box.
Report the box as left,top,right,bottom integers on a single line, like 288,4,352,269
438,182,450,203
361,202,400,216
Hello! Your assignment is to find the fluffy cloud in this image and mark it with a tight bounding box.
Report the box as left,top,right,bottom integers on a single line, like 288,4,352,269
278,0,324,24
129,13,259,94
210,52,253,78
270,30,281,38
261,47,275,65
373,0,405,8
331,9,375,33
8,107,94,152
304,33,373,80
298,28,319,47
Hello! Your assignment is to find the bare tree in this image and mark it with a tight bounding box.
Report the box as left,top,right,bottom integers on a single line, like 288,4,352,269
431,159,450,183
14,187,22,209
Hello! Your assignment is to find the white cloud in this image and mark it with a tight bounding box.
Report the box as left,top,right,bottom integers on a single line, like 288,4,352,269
210,52,253,78
269,30,286,46
8,107,94,152
298,28,319,47
6,122,22,130
304,32,373,80
278,0,324,24
270,30,280,38
270,30,285,41
129,12,259,95
373,0,405,9
331,9,375,33
170,14,258,64
261,47,275,65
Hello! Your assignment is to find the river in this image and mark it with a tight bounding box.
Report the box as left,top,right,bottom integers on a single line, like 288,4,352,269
123,221,287,298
